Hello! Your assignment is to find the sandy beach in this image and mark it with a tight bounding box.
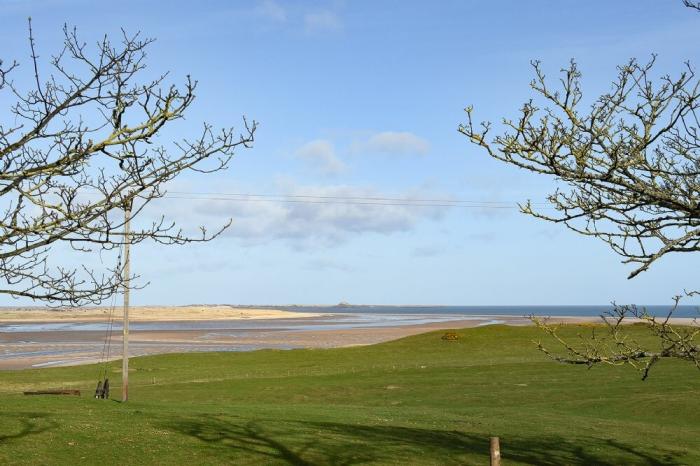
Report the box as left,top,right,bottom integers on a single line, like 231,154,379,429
0,305,322,322
0,316,523,370
1,306,696,370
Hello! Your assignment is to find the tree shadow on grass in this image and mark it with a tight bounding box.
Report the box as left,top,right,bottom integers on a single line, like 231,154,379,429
0,412,57,444
163,416,688,465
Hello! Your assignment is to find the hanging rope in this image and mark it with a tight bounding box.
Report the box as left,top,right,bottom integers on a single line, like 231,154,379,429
94,242,124,399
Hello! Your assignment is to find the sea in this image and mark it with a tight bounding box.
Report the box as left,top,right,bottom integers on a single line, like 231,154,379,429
0,304,696,334
258,304,700,318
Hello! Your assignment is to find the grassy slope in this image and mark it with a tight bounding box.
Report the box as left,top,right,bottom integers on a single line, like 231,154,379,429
0,324,698,465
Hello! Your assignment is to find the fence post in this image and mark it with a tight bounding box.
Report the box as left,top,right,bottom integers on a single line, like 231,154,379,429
490,437,501,466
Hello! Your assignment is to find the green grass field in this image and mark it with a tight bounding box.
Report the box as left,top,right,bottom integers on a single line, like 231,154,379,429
1,324,698,465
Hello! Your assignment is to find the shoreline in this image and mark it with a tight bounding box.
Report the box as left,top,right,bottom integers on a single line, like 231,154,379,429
1,312,696,371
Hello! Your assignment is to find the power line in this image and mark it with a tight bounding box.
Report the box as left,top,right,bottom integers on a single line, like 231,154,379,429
163,195,519,209
165,190,546,206
77,188,553,209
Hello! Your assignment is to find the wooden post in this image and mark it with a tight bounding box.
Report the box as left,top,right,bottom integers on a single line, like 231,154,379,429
490,437,501,466
122,202,131,403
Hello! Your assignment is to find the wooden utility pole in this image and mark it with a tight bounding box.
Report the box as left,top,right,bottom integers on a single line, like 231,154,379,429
490,437,501,466
122,202,132,403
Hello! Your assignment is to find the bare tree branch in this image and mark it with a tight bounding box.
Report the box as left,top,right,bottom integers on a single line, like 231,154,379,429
531,296,699,380
0,21,256,305
460,58,700,279
460,0,699,377
683,0,700,12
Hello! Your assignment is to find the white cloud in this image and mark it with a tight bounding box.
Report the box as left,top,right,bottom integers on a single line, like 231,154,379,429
304,10,342,33
365,131,430,155
295,139,346,175
467,232,497,242
304,258,353,272
412,245,443,258
146,182,448,248
257,0,286,22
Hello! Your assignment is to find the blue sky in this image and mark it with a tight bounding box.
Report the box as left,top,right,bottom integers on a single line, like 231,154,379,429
1,0,699,305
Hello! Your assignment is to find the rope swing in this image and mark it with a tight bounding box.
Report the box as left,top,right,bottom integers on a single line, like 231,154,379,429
94,242,124,399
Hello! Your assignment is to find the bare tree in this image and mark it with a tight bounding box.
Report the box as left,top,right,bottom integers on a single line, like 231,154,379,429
459,2,698,376
461,57,700,280
0,21,255,305
530,296,699,379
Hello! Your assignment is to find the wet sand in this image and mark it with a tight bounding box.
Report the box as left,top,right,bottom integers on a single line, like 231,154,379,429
0,317,520,370
1,312,696,370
